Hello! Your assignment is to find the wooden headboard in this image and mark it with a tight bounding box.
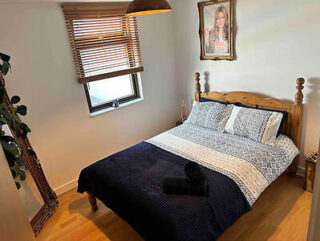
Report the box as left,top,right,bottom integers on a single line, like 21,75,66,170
194,72,305,176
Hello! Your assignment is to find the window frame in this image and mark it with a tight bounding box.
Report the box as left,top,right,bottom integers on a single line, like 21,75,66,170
62,3,144,114
83,73,140,113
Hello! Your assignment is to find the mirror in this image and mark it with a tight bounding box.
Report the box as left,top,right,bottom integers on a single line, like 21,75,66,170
0,73,58,236
18,170,44,221
3,124,44,221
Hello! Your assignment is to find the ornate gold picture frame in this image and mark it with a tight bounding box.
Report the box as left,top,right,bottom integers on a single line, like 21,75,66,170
198,0,235,60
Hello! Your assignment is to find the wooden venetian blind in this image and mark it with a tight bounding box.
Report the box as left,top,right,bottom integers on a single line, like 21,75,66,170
62,3,144,84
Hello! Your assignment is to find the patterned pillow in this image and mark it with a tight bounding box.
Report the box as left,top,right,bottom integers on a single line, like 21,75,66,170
186,102,233,132
224,105,283,145
235,103,288,137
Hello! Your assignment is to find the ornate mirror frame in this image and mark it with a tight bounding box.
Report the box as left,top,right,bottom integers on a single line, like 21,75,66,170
0,73,58,236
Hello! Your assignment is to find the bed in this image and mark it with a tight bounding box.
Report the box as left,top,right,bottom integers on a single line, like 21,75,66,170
78,73,305,241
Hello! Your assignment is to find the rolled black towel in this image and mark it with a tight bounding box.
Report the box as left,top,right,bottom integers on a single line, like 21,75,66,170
163,176,207,196
184,161,206,186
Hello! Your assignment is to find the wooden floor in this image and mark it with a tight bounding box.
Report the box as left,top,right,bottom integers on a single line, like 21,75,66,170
37,175,312,241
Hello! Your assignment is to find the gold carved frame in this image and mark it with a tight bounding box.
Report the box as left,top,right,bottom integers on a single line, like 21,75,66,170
198,0,235,60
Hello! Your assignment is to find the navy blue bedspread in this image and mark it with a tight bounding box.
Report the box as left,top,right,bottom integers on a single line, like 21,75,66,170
78,142,251,241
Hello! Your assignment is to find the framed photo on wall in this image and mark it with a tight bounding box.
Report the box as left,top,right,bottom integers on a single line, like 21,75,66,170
198,0,235,60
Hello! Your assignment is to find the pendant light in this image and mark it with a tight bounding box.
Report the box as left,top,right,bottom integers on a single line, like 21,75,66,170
126,0,172,16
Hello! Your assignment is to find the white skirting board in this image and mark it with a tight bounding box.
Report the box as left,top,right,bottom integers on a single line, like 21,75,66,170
53,178,78,196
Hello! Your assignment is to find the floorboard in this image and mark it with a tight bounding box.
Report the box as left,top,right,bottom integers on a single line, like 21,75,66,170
36,175,312,241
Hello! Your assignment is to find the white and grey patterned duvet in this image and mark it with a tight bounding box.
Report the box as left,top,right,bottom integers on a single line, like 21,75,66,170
147,123,299,206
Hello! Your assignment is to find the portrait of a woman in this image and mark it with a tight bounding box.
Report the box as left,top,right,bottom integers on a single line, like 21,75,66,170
198,0,234,60
204,6,229,55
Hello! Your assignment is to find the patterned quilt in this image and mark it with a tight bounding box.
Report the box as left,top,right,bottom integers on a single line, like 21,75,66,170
78,123,299,240
147,123,299,206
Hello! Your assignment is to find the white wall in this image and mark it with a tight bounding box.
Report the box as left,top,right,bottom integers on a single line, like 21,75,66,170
0,3,179,194
0,147,36,241
1,0,320,194
171,0,320,162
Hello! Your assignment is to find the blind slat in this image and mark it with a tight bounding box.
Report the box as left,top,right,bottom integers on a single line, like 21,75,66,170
80,52,141,63
62,3,143,83
79,67,144,83
79,48,141,57
79,58,141,66
73,36,140,44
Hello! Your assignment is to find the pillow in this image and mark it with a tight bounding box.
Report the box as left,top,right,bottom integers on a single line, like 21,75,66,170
186,102,233,132
224,105,283,145
199,98,287,137
234,103,288,137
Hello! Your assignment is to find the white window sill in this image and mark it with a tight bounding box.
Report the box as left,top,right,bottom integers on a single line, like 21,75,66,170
90,97,144,117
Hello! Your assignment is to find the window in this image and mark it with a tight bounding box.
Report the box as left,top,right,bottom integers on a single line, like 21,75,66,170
62,3,143,113
84,74,140,112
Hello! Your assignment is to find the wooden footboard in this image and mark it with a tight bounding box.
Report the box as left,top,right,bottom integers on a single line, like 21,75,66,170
86,192,98,211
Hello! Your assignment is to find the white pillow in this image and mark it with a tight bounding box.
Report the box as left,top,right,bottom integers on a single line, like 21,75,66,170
224,105,283,145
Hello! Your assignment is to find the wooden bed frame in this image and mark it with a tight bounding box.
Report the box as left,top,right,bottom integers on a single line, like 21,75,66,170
194,72,305,177
86,72,305,211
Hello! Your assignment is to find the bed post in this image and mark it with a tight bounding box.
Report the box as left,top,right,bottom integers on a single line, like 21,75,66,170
289,77,305,176
86,192,98,211
195,72,201,101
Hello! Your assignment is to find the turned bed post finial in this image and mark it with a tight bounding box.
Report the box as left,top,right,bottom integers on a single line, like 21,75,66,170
195,72,201,101
289,77,305,176
295,77,305,104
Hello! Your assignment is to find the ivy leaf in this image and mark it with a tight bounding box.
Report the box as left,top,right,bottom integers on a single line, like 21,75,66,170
10,96,20,105
4,151,16,167
19,167,26,181
10,147,20,156
12,113,19,121
0,53,10,62
16,157,25,166
1,135,16,143
1,140,11,152
19,122,31,139
15,181,21,189
0,117,6,125
1,108,12,121
20,122,31,132
10,167,17,178
1,61,10,75
14,125,23,138
16,105,27,116
27,148,36,157
0,53,11,75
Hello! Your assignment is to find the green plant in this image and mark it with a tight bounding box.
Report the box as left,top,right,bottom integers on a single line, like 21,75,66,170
0,52,35,189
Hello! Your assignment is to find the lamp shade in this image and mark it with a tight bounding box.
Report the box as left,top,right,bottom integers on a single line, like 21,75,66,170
126,0,172,16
